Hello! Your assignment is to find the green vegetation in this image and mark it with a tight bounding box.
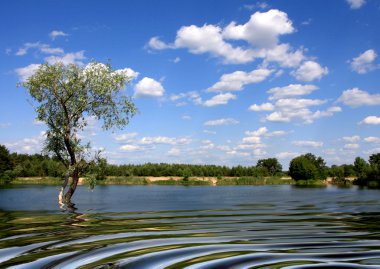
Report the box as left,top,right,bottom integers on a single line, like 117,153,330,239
20,61,137,201
289,153,327,181
216,177,294,185
2,144,380,187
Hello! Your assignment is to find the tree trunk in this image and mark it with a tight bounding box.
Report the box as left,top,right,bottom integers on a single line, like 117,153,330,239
64,170,79,202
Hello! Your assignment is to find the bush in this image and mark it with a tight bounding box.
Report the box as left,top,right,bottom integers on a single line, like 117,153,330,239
0,170,17,183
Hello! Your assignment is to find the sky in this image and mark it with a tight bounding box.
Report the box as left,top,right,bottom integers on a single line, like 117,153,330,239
0,0,380,168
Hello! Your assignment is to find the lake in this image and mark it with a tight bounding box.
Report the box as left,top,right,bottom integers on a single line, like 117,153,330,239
0,185,380,268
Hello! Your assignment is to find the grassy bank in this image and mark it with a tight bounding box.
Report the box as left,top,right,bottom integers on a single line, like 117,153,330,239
3,176,332,186
216,177,295,185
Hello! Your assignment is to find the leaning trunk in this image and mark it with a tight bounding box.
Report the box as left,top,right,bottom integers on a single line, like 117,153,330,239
64,170,79,202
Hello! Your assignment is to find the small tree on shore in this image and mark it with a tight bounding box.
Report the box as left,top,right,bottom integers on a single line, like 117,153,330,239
256,158,282,176
21,62,137,202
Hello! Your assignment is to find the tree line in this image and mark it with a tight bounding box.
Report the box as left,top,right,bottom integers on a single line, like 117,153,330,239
1,144,379,187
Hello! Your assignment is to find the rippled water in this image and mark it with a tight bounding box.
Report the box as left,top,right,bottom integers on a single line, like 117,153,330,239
0,185,380,268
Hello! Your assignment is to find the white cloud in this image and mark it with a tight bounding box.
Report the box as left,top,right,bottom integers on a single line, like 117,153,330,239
45,50,85,65
203,93,236,107
344,143,360,150
360,116,380,125
203,130,217,135
168,148,181,156
204,118,239,126
147,36,173,50
292,61,328,81
292,140,323,147
134,77,165,98
174,24,256,64
139,136,191,145
173,57,181,63
346,0,366,9
49,30,68,40
120,145,141,152
114,133,138,143
364,148,380,155
245,127,268,137
5,131,46,154
267,84,318,100
182,115,192,120
262,43,305,68
342,135,360,142
276,151,298,159
350,49,377,74
248,102,274,111
223,9,294,47
114,68,139,80
15,64,41,82
364,136,380,143
337,88,380,107
170,91,202,105
16,42,64,56
207,68,273,92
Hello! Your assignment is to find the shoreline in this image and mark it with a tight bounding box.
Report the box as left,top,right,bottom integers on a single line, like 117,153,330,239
4,176,346,186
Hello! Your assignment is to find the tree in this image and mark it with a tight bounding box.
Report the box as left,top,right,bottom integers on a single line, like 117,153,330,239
289,153,327,181
256,158,282,176
0,145,13,175
354,157,368,179
21,62,137,202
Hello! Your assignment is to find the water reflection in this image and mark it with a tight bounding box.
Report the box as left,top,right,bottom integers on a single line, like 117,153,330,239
0,185,380,268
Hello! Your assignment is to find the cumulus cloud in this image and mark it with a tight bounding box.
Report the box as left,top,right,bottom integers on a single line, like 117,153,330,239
114,133,138,143
174,24,256,64
346,0,366,9
261,43,305,68
292,140,323,148
147,9,308,66
204,118,239,126
276,151,298,159
343,143,360,150
207,68,273,92
139,136,191,145
49,30,68,40
15,63,41,82
350,49,377,74
337,88,380,107
134,77,165,98
223,9,294,47
16,42,64,56
248,102,274,111
364,137,380,143
45,50,85,65
360,116,380,125
120,145,141,152
267,84,318,100
5,131,46,154
342,135,360,142
203,93,236,107
292,61,328,81
148,36,173,50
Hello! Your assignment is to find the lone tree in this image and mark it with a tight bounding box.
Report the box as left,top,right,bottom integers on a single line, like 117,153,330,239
21,62,137,202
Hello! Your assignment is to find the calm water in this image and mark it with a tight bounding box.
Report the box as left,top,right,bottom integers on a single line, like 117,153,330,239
0,185,380,268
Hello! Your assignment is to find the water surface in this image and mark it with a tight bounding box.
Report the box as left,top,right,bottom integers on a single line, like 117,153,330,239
0,185,380,268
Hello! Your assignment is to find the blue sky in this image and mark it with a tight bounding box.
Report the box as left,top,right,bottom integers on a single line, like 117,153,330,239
1,0,380,167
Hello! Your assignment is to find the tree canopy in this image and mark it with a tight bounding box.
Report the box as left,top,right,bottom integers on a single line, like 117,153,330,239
21,61,137,201
289,153,327,181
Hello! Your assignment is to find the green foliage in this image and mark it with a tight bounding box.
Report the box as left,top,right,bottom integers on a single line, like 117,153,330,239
256,158,282,176
216,177,293,185
289,153,327,181
0,145,13,181
20,61,136,198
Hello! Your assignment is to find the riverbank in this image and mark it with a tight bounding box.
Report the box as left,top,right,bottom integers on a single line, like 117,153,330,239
4,176,337,186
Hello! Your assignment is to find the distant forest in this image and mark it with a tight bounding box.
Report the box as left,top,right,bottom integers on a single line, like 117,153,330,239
0,144,379,187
